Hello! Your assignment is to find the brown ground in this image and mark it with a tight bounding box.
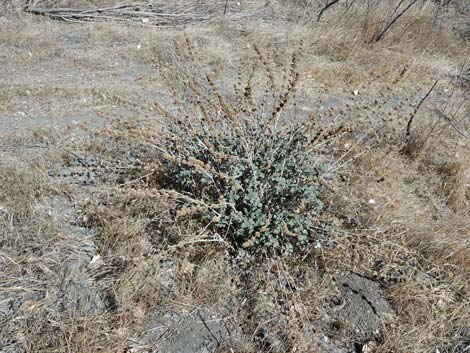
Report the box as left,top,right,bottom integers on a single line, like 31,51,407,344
0,1,469,353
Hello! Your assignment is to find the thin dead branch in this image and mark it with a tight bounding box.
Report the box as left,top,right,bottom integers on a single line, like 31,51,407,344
374,0,419,42
24,4,210,25
317,0,342,22
403,80,439,154
23,2,264,26
434,108,469,140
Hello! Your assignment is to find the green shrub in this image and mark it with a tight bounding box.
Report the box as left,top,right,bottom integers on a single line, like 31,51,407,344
146,40,334,255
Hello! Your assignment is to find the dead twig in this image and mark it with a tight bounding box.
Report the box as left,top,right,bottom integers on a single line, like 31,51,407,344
317,0,342,22
0,143,48,149
403,80,439,153
197,311,221,347
23,3,264,26
24,5,211,25
374,0,419,42
434,108,469,140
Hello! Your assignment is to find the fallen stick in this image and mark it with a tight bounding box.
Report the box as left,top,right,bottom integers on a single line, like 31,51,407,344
24,4,141,15
23,4,233,25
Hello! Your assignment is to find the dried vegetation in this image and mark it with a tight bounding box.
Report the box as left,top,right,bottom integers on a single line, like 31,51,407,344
1,1,469,353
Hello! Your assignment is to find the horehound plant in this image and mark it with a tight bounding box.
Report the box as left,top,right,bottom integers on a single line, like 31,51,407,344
115,38,346,255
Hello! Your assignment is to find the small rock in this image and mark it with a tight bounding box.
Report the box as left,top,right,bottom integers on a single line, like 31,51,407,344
0,204,8,213
362,339,377,353
334,273,394,339
49,277,105,315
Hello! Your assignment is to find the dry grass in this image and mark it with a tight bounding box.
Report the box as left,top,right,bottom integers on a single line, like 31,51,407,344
1,1,469,352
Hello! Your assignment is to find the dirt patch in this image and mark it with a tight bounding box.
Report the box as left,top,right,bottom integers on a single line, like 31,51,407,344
142,309,231,353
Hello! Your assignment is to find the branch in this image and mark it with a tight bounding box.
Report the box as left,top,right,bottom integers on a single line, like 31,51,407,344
374,0,419,42
317,0,342,22
434,109,469,140
403,80,438,153
22,3,260,26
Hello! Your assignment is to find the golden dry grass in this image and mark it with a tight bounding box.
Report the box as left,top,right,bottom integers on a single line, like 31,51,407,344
1,1,469,352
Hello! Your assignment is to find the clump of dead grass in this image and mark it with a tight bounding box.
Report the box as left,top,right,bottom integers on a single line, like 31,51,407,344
326,106,469,352
0,16,63,62
0,148,110,353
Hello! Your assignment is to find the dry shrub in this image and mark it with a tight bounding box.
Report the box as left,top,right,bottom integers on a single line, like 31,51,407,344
96,38,347,256
73,37,359,351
